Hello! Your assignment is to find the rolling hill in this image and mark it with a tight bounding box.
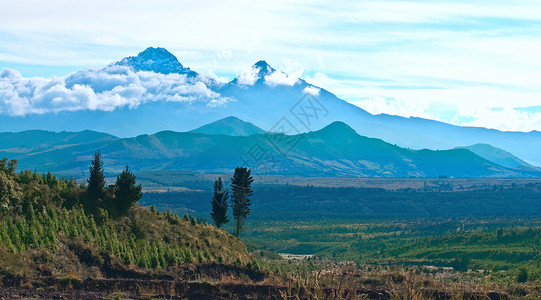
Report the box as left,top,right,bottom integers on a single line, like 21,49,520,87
0,119,537,178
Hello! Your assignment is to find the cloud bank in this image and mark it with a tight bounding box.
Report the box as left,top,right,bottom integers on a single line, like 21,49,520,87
2,0,541,131
0,65,228,116
346,91,541,133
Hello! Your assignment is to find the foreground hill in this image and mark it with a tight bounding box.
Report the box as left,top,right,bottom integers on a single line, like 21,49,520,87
1,47,540,166
0,120,537,178
0,160,261,297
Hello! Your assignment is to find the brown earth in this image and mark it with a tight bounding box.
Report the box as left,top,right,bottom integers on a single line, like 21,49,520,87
0,275,511,300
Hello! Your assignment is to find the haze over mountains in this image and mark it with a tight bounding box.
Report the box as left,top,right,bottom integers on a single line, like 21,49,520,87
0,117,538,178
0,47,540,167
457,144,537,171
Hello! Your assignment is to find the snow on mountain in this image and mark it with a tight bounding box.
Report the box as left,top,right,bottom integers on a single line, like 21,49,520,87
1,47,540,167
116,47,198,76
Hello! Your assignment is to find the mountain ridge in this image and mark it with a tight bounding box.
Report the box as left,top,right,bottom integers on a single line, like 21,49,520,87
0,119,537,178
457,143,538,171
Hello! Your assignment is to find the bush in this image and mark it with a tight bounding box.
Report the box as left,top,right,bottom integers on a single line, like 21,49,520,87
517,268,528,283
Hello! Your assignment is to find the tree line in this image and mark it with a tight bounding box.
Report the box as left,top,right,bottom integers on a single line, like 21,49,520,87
1,153,251,270
210,167,254,237
2,152,254,236
0,151,141,220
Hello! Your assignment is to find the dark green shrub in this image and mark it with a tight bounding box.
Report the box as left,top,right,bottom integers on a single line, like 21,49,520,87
517,268,528,283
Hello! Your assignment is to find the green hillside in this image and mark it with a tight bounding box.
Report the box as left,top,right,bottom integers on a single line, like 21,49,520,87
0,158,253,283
0,121,537,178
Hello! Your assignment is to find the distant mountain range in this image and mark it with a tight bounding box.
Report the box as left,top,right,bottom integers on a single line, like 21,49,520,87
456,144,537,171
1,47,540,167
0,117,538,178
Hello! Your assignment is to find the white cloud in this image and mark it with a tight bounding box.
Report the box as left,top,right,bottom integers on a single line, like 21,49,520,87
303,86,320,96
235,62,302,87
346,86,541,132
264,59,303,87
236,66,259,86
0,65,229,116
207,97,234,108
264,71,299,87
458,107,541,133
351,97,434,120
199,71,230,85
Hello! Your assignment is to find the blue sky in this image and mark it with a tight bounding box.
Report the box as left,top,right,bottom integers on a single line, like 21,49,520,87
1,0,541,132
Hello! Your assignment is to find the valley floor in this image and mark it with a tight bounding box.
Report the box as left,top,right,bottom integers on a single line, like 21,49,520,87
137,176,541,298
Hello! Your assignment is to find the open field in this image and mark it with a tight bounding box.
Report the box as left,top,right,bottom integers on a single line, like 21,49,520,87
140,177,541,220
135,171,541,191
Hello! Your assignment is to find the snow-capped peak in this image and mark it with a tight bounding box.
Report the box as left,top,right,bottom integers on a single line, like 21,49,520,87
116,47,198,76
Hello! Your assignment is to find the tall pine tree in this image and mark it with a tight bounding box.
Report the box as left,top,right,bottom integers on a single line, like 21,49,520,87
210,177,229,228
86,150,106,214
230,167,253,237
114,165,142,215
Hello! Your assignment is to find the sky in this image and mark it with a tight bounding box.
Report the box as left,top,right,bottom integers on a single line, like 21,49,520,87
1,0,541,132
